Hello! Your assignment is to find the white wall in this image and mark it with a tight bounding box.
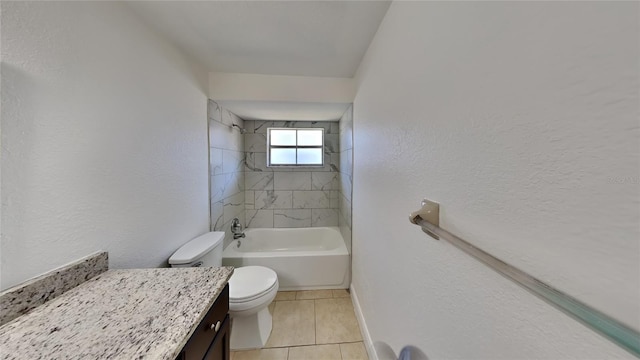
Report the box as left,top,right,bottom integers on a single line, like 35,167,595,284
352,2,638,359
209,72,355,103
1,2,210,290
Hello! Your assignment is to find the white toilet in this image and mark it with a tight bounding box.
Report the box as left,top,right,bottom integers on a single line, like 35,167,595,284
168,232,278,350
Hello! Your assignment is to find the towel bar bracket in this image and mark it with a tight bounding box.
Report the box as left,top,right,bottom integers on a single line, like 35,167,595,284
409,199,440,240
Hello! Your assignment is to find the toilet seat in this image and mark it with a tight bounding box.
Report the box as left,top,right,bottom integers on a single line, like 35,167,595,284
230,280,278,303
229,268,279,314
229,266,278,307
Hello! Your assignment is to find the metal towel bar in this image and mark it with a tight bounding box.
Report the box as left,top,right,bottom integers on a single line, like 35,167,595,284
409,199,640,358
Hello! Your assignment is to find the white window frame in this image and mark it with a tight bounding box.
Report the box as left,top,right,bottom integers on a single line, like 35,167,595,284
266,127,325,167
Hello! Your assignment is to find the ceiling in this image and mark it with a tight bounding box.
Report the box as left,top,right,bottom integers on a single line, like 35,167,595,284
126,1,391,78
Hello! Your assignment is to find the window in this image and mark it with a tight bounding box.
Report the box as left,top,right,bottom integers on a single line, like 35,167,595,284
267,128,324,167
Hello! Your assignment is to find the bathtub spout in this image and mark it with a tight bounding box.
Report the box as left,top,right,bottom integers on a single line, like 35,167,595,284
234,233,245,240
231,218,245,240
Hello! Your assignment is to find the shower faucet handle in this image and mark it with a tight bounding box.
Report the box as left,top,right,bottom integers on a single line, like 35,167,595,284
231,218,243,233
231,218,245,240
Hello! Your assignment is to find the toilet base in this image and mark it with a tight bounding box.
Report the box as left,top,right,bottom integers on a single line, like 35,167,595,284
230,307,273,350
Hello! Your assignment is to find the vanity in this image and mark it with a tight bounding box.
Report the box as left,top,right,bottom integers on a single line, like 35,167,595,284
0,252,233,360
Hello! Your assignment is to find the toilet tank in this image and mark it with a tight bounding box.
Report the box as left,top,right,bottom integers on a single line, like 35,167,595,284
168,232,225,268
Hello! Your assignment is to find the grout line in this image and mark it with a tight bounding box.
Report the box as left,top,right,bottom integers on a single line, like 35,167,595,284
313,299,317,345
264,345,293,349
309,340,364,346
261,341,365,351
286,343,345,349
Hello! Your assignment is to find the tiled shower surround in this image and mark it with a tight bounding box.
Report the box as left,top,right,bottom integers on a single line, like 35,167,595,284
243,120,340,228
338,106,353,251
209,100,246,248
208,100,353,249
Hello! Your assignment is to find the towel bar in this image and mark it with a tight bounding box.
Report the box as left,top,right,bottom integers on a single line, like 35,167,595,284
409,199,640,358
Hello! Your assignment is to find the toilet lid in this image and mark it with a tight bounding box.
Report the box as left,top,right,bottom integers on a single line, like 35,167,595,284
229,266,278,302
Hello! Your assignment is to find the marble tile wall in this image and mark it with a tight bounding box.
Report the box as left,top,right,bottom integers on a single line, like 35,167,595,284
208,100,245,248
243,121,340,228
338,106,353,252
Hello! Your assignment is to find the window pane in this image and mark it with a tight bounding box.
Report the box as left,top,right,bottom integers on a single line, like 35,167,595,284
270,129,296,146
297,148,323,165
270,148,296,165
297,129,323,146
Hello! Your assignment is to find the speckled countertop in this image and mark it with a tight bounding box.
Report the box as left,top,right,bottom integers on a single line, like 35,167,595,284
0,267,233,360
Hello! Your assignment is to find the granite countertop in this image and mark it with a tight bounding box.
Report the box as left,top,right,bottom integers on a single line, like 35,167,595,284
0,267,234,360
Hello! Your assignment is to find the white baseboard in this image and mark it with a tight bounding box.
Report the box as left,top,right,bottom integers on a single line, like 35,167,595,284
350,284,378,360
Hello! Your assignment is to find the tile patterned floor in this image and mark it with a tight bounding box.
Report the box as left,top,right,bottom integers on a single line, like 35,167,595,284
231,289,367,360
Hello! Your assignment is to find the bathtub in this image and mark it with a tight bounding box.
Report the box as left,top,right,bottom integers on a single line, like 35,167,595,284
222,227,350,291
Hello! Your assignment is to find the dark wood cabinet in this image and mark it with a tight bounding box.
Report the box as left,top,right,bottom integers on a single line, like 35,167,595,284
177,284,229,360
204,314,230,360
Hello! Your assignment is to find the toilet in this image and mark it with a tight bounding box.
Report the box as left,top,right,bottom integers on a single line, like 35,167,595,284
168,232,278,350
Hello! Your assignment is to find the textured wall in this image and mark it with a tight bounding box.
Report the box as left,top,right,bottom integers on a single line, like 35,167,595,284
352,1,638,359
243,120,340,228
1,2,209,290
209,100,246,249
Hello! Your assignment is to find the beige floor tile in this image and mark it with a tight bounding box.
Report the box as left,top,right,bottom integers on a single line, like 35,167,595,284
332,289,350,298
288,344,342,360
231,348,288,360
296,290,334,300
265,300,315,347
315,298,363,344
340,342,368,360
274,291,296,301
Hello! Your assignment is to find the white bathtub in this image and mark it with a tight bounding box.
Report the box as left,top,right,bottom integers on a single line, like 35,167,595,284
222,227,350,291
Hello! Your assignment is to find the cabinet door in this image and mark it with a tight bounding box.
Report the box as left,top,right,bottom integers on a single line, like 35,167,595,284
204,315,230,360
177,285,229,360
